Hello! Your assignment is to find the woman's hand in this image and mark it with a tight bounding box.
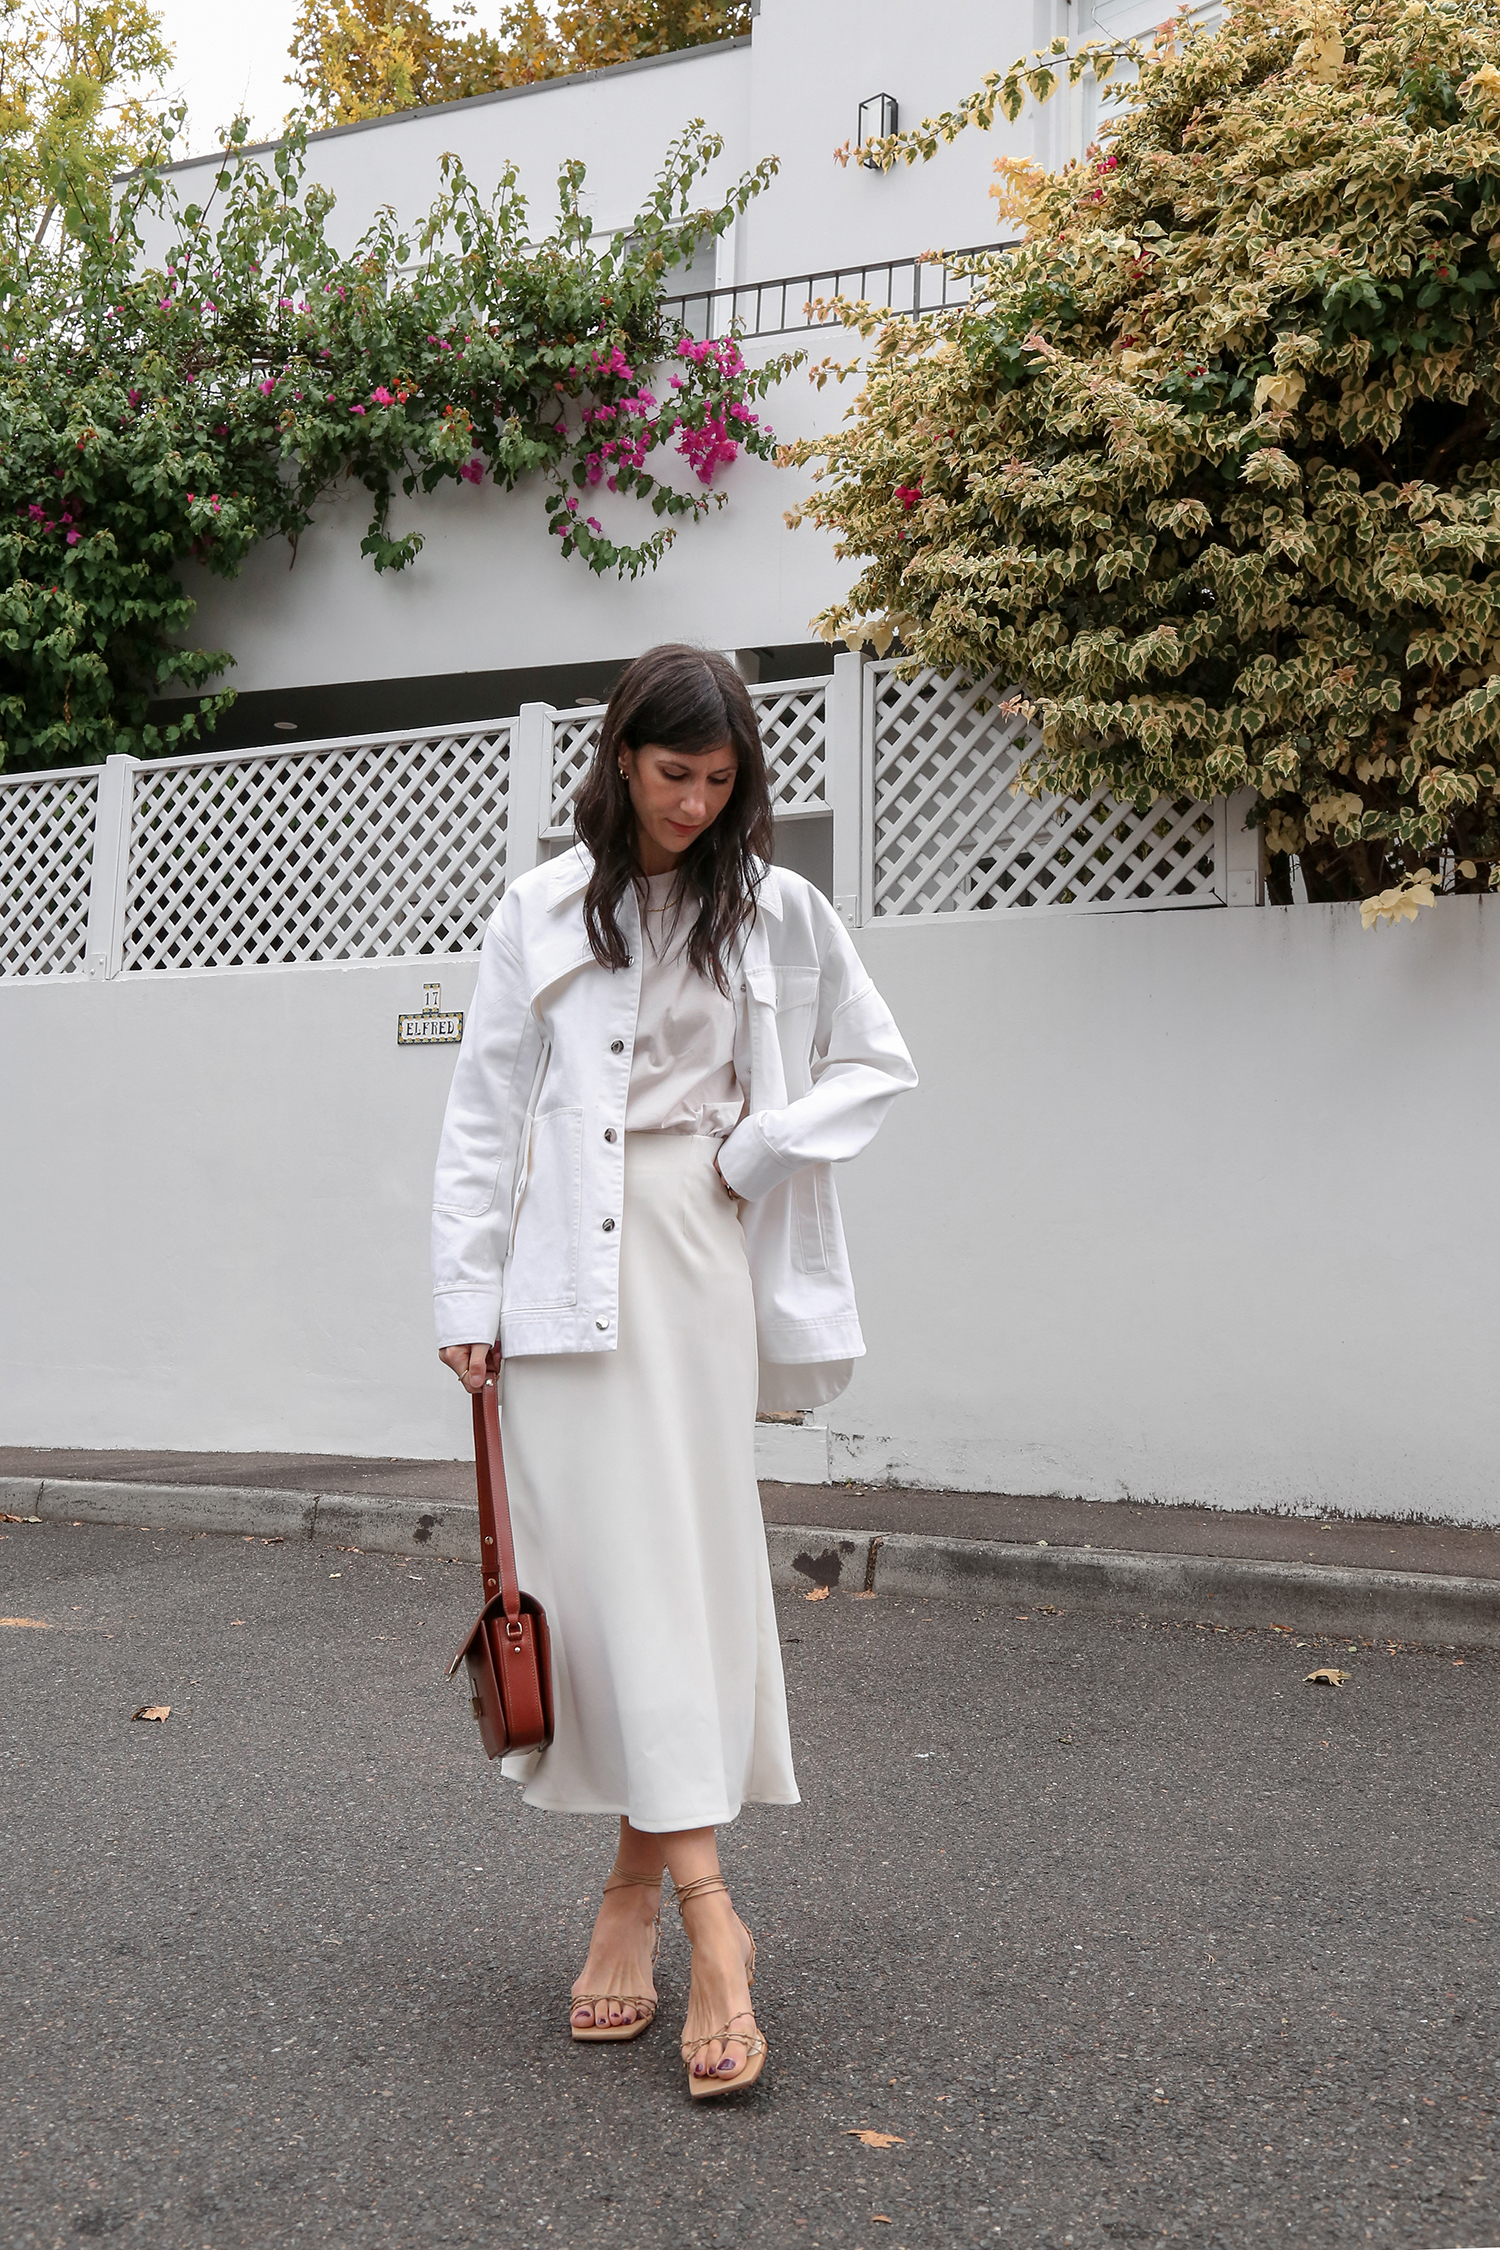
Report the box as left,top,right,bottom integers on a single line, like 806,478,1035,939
439,1344,490,1393
712,1152,743,1204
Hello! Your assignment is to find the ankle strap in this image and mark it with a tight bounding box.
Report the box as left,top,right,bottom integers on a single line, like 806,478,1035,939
673,1874,730,1918
603,1871,663,1896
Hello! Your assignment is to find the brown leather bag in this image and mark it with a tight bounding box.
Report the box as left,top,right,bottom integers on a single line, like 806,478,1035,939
446,1341,554,1759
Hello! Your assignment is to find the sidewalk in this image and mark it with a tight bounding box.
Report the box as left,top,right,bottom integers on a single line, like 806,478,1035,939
4,1446,1498,1648
4,1446,1500,1579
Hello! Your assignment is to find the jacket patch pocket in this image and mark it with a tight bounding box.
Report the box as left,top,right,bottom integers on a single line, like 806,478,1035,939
790,1160,836,1276
771,965,821,1098
505,1106,583,1311
772,965,820,1015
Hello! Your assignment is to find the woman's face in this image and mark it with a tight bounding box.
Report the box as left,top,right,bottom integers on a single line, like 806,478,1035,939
622,738,738,873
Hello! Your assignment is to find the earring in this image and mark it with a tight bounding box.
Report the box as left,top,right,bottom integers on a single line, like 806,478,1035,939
618,764,627,780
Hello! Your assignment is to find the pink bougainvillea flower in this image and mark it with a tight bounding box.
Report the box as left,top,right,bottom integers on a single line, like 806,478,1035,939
350,402,366,415
259,379,275,395
895,481,923,511
459,458,483,484
370,386,394,406
586,517,602,533
66,529,80,545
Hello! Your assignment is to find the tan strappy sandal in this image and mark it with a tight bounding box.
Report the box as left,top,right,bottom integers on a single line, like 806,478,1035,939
569,1871,662,2043
674,1874,767,2099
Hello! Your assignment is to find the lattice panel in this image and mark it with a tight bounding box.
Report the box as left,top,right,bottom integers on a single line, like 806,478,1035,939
120,724,511,972
542,679,827,839
546,707,605,838
868,664,1221,917
0,768,100,978
755,679,827,814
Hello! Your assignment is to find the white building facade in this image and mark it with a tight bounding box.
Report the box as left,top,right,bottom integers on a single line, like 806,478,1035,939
5,0,1499,1526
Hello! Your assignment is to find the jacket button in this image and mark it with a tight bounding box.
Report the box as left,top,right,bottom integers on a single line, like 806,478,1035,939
595,1317,609,1331
610,1038,624,1054
604,1127,617,1142
602,1217,615,1232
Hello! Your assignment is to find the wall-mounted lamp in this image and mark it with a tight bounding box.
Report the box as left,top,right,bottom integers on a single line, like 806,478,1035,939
857,93,899,170
273,719,298,732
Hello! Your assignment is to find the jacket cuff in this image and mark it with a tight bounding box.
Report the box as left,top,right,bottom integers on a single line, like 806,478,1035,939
434,1290,500,1349
716,1113,797,1201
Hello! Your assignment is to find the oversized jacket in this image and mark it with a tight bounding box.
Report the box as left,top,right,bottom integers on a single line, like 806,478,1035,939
430,843,917,1410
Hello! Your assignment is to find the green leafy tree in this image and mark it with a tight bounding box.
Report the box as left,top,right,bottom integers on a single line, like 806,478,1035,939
0,101,787,772
0,0,171,259
288,0,750,128
791,0,1500,909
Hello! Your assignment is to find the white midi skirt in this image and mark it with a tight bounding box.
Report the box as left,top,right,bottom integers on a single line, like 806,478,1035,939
495,1132,800,1831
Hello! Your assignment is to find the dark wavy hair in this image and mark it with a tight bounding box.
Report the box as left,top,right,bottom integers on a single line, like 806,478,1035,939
574,644,774,994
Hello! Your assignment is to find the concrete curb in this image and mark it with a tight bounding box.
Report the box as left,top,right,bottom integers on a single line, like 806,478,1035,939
773,1525,1500,1648
7,1477,1498,1649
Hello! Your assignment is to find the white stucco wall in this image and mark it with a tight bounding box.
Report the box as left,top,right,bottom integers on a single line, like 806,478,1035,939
151,3,1037,277
5,900,1496,1523
169,338,843,697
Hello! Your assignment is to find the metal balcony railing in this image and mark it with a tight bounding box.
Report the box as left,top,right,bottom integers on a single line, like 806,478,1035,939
660,241,1015,342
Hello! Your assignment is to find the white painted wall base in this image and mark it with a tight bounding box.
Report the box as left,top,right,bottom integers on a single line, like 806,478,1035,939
754,1421,831,1484
3,900,1497,1524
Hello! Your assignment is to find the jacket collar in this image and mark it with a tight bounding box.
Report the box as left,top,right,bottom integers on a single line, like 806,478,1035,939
543,843,783,919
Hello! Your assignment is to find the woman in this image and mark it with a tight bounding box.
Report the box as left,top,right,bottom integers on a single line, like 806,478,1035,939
432,644,915,2098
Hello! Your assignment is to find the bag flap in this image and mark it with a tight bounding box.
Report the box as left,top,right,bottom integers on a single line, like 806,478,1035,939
447,1612,487,1679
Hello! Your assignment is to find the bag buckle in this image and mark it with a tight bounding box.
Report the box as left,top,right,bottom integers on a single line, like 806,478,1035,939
503,1618,525,1641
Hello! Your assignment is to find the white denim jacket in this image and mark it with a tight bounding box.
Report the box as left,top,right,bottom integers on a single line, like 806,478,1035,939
431,844,917,1409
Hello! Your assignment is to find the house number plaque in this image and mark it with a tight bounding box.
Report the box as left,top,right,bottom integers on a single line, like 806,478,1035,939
397,981,464,1047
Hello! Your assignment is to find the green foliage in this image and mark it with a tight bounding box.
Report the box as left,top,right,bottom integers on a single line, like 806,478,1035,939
288,0,752,129
795,0,1500,903
0,0,171,254
0,109,788,772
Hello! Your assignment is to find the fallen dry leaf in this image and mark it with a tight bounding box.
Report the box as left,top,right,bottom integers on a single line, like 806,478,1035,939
1305,1668,1348,1687
847,2130,905,2148
805,1585,831,1602
131,1704,171,1722
873,2220,893,2227
851,1590,878,1601
1,1616,54,1628
1,1512,41,1523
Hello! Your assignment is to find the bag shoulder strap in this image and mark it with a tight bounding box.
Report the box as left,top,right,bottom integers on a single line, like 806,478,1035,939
474,1341,521,1623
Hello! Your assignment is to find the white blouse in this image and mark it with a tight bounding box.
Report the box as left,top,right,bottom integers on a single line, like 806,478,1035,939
625,873,743,1137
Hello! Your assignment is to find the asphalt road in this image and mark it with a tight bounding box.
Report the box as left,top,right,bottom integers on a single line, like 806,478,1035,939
3,1519,1497,2250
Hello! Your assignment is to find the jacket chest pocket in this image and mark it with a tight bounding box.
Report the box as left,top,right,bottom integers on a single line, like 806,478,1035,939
745,963,821,1100
506,1106,583,1310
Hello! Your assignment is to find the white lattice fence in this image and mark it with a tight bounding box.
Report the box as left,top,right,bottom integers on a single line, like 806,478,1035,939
120,722,512,972
545,707,605,840
0,767,100,978
866,664,1222,918
755,678,828,814
543,676,828,839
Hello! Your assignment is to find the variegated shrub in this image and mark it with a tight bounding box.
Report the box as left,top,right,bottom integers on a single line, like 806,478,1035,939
792,0,1500,904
